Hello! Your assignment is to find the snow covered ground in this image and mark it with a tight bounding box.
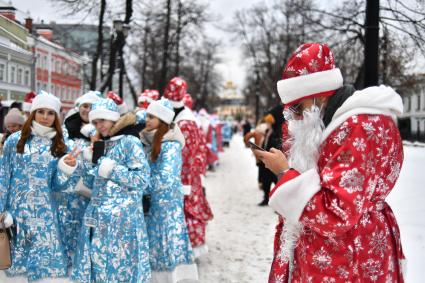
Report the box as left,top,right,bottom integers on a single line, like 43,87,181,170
198,135,425,282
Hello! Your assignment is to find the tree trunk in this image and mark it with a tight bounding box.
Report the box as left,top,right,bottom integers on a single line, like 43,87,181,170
175,0,182,76
90,0,106,90
159,0,172,95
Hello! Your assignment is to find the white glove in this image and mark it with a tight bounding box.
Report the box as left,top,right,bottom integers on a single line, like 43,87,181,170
80,124,96,138
3,212,13,228
98,158,116,179
83,147,93,163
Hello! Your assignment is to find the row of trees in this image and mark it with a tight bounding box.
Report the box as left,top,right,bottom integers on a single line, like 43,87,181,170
53,0,222,110
231,0,425,116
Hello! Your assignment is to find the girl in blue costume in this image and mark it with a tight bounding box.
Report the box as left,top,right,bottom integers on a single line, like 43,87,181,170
0,91,80,283
71,98,151,283
140,98,198,283
57,91,101,268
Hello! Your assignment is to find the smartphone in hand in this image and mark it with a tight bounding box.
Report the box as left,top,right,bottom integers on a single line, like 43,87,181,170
92,141,105,164
248,141,266,151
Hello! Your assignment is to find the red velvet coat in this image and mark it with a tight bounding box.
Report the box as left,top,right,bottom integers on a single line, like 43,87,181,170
175,108,213,248
269,86,405,283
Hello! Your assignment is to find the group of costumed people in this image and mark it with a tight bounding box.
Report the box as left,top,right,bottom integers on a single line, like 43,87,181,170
0,76,219,283
249,43,406,282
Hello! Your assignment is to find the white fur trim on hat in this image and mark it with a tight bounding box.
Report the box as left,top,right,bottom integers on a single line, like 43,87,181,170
147,102,175,124
89,108,120,123
78,92,102,106
170,100,185,108
277,68,343,104
58,155,78,176
138,96,152,104
31,94,61,115
23,101,32,112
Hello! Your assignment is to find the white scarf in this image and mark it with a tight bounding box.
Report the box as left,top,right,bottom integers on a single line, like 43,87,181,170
31,121,57,139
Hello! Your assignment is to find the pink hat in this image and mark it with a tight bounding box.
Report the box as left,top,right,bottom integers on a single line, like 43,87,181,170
4,108,25,126
277,43,343,106
163,77,187,108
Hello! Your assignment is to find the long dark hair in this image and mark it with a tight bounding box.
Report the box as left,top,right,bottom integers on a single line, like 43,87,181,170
151,121,170,162
16,111,67,157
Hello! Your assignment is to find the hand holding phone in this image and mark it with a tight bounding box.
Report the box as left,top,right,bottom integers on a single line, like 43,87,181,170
248,141,266,151
92,141,105,164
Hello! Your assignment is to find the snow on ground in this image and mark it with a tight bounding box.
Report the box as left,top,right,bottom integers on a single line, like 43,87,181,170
198,135,425,282
387,146,425,283
198,135,276,283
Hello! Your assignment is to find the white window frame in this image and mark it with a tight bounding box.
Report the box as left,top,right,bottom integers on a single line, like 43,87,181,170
9,65,16,84
24,69,30,86
17,67,23,85
0,62,6,82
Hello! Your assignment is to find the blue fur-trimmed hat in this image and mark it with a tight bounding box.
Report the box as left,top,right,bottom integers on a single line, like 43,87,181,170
146,98,175,124
89,98,120,123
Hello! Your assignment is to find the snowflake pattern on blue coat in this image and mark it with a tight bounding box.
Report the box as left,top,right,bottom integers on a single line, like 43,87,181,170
53,129,91,268
145,140,195,271
0,131,75,282
71,135,151,283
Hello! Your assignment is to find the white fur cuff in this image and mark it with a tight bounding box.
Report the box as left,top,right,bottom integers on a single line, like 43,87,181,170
3,212,13,228
58,156,77,175
98,158,116,178
83,147,93,162
269,168,321,224
75,178,92,198
80,124,96,138
182,185,192,195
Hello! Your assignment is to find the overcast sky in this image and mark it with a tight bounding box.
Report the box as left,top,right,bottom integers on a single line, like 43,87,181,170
10,0,263,91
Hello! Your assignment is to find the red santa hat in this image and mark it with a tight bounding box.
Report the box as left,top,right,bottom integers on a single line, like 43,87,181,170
107,91,127,114
138,89,160,107
183,93,193,109
163,77,187,108
277,43,343,106
23,91,36,112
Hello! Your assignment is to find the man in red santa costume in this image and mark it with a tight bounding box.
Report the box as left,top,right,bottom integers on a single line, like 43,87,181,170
254,43,405,282
163,77,213,257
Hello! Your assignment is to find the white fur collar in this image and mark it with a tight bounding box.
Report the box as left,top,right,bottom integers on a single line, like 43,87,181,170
322,85,403,141
31,121,56,139
174,107,197,123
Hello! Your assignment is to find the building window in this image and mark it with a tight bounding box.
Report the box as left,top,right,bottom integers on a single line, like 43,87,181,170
24,69,30,86
17,68,23,85
37,82,41,92
417,94,421,111
10,65,16,84
0,63,5,82
52,85,56,96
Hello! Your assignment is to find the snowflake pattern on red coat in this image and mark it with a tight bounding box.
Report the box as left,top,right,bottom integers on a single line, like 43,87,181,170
269,114,405,283
177,119,213,247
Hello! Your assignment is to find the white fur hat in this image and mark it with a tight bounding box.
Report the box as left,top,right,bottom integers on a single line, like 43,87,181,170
146,98,175,124
30,91,61,115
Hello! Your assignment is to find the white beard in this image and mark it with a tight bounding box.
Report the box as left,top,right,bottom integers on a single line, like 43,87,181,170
285,105,324,173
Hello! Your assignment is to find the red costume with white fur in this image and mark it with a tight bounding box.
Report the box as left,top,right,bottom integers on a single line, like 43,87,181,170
268,43,405,282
